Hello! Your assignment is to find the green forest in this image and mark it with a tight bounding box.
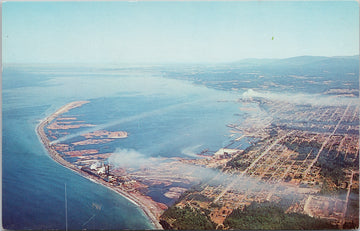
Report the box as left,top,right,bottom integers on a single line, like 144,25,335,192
223,201,336,230
160,205,216,230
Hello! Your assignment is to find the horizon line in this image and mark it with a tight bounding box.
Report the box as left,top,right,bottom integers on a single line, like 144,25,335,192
2,54,359,67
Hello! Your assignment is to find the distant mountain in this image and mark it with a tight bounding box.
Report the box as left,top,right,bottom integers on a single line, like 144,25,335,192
162,55,359,95
272,55,359,69
229,55,359,78
234,55,359,66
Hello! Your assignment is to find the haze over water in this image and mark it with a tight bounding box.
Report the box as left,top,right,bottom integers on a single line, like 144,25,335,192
2,65,246,229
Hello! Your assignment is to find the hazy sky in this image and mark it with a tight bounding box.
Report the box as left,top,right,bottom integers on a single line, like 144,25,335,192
2,1,359,64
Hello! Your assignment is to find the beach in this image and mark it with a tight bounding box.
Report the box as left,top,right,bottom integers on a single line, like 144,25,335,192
36,101,164,230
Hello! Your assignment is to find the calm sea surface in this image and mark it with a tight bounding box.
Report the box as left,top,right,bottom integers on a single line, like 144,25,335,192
2,65,248,229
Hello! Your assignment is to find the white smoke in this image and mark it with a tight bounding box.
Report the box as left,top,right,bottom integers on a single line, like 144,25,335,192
242,89,358,106
108,148,154,168
181,144,203,158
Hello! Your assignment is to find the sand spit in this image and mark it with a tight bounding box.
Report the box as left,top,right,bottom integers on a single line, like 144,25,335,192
36,101,163,230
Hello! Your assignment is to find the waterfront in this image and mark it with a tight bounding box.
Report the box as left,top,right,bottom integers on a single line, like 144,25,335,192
3,2,358,229
36,101,163,229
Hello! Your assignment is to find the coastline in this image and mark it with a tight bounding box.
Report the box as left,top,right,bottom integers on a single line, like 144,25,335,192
36,101,164,230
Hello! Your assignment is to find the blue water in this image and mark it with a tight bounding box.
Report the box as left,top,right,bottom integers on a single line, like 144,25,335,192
2,65,247,229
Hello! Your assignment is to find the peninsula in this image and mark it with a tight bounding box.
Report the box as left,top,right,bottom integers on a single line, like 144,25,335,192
36,101,164,229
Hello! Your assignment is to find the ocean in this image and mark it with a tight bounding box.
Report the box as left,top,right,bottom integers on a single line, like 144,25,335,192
2,64,248,229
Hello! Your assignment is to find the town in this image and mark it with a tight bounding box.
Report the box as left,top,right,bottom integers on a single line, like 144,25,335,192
40,95,359,230
160,97,359,229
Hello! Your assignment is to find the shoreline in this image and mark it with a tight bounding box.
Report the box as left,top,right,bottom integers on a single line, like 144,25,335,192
36,101,163,230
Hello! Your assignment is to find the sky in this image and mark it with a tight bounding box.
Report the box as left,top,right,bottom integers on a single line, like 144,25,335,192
2,1,359,64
